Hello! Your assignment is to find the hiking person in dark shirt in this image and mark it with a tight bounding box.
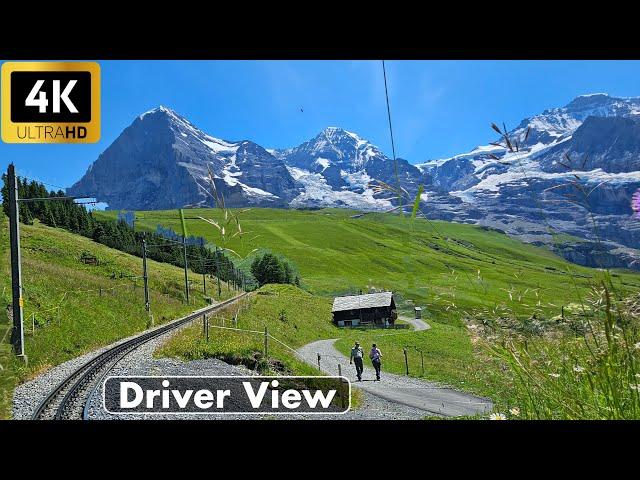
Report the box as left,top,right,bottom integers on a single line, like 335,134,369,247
350,341,364,381
370,344,382,381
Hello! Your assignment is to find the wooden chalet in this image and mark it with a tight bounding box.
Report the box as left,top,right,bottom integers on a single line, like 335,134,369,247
332,292,397,327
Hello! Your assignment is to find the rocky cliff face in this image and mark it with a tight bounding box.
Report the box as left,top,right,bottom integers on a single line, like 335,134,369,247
415,94,640,269
273,126,423,210
68,107,299,210
70,95,640,269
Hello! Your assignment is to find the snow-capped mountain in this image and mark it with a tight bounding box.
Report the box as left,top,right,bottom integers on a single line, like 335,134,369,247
69,112,421,212
69,94,640,269
416,94,640,268
273,126,422,210
68,106,299,210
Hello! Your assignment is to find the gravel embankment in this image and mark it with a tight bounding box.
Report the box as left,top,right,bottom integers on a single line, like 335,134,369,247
86,326,429,420
13,311,212,419
13,336,132,420
14,319,429,420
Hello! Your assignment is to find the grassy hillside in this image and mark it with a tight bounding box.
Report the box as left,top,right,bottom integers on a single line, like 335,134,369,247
98,208,640,323
0,216,236,419
157,284,336,375
158,283,511,409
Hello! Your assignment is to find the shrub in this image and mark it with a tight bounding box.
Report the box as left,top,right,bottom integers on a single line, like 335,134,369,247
250,252,300,287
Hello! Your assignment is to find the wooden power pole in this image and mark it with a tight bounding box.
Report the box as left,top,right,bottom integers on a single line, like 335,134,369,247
179,208,189,304
142,236,150,313
7,164,25,359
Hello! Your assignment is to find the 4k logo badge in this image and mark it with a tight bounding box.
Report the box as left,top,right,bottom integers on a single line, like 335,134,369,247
1,62,100,143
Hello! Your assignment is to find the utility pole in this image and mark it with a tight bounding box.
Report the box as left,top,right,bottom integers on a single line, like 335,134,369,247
142,236,150,313
201,238,206,296
7,164,25,359
179,209,189,304
182,237,189,304
264,326,268,361
214,245,222,299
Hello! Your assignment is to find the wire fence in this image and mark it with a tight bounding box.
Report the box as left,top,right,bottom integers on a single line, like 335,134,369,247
15,273,224,337
195,311,319,372
190,310,431,381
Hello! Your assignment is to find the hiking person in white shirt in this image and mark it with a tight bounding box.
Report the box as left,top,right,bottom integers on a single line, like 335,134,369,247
350,341,364,381
370,344,382,381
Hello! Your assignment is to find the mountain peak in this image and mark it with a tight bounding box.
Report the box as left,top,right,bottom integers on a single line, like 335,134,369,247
576,92,609,99
317,126,364,144
564,93,613,109
320,126,349,137
138,105,184,121
322,126,347,134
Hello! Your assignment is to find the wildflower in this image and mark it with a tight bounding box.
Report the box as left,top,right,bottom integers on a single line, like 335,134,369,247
489,412,507,420
467,324,478,330
630,384,640,392
509,407,520,416
573,365,585,373
634,342,640,350
548,373,560,378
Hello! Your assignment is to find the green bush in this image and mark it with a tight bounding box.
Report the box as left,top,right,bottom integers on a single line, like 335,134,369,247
250,252,300,287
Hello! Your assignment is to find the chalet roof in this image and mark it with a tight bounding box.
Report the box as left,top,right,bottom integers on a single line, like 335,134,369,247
332,292,394,313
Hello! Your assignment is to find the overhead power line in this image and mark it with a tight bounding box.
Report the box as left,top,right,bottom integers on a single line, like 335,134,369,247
382,60,401,201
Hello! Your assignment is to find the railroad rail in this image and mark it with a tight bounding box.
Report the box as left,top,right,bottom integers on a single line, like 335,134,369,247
32,292,248,420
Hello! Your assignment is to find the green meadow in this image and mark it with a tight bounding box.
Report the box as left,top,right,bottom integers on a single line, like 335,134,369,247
98,207,640,323
2,207,639,419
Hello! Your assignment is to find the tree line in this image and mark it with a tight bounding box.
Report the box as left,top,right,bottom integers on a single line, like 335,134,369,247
1,174,254,291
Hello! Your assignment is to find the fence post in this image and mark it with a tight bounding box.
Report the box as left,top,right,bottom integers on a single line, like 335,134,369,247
317,353,321,371
203,313,206,338
206,316,209,342
264,326,268,361
338,363,346,409
403,348,409,375
420,350,424,377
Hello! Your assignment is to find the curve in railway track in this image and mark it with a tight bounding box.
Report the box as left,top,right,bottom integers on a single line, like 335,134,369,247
32,293,248,420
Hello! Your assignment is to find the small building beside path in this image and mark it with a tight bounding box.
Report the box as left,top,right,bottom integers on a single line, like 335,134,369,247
332,292,397,327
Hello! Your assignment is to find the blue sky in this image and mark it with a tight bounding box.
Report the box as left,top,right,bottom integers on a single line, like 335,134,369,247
2,60,640,189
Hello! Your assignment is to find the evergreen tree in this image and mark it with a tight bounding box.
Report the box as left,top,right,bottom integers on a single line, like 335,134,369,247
250,252,297,287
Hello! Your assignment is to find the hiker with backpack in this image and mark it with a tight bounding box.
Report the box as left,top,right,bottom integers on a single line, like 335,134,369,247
370,343,382,381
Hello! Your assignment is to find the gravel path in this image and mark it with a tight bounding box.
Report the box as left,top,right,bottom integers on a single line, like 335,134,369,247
297,339,493,417
14,319,430,420
398,315,431,331
85,325,429,420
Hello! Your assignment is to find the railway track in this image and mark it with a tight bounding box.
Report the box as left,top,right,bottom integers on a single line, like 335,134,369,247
32,293,248,420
